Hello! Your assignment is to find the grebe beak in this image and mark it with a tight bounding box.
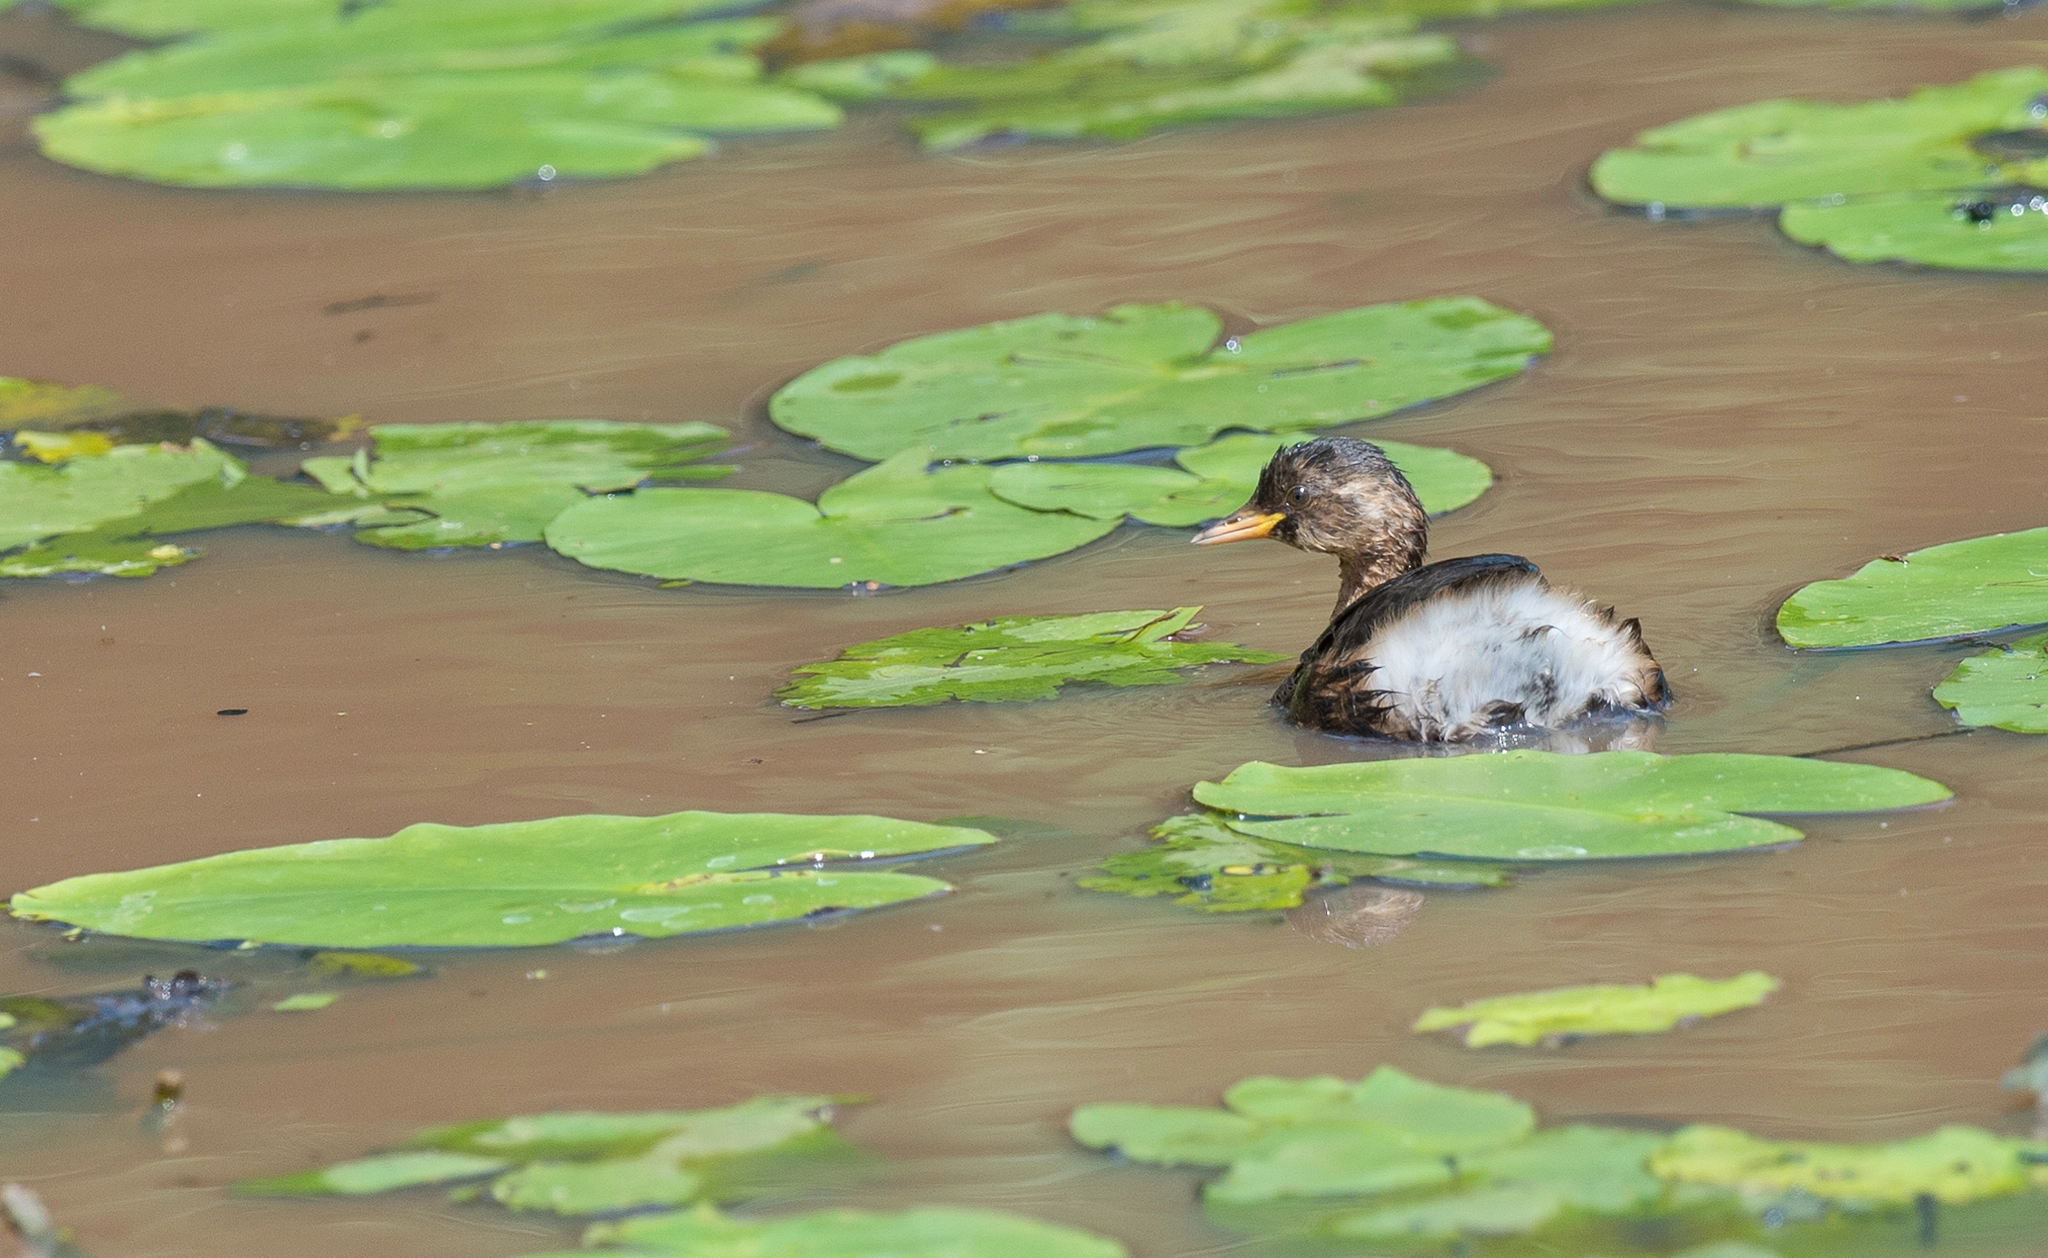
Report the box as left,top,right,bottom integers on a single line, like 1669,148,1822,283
1191,510,1285,545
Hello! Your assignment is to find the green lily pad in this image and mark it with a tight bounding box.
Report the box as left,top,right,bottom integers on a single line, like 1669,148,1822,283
3,468,350,578
988,433,1492,526
9,811,995,948
768,299,1551,462
0,376,130,427
1413,972,1781,1048
1591,67,2048,271
239,1096,848,1215
1777,527,2048,648
32,0,844,190
1652,1124,2037,1207
1193,751,1950,862
545,448,1119,589
1078,812,1512,914
776,606,1284,709
0,437,240,551
300,420,731,550
886,0,1461,151
584,1204,1128,1258
1932,633,2048,732
271,992,338,1011
0,1047,24,1081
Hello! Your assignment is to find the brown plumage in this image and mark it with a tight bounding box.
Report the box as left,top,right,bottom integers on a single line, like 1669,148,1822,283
1193,436,1669,742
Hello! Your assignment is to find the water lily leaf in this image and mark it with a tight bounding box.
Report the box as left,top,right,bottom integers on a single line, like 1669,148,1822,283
1329,1185,1562,1240
418,1097,840,1162
585,1204,1129,1258
0,376,130,427
1932,633,2048,732
238,1150,512,1196
8,811,996,948
989,433,1491,526
301,420,731,549
1414,972,1781,1048
545,448,1119,589
890,0,1461,151
3,470,350,578
271,992,337,1011
1194,751,1950,862
0,1047,23,1081
305,951,422,979
490,1157,703,1215
1652,1124,2037,1207
1781,190,2048,272
768,298,1551,462
777,606,1284,709
0,437,240,551
33,0,844,189
1080,813,1511,914
1777,527,2048,648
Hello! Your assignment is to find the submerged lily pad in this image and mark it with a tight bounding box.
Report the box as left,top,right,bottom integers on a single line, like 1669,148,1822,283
0,376,129,427
988,433,1492,526
1652,1124,2036,1207
769,299,1551,462
1412,972,1781,1048
32,0,844,190
241,1096,849,1215
301,419,732,549
1777,527,2048,648
1193,751,1948,862
583,1204,1128,1258
1592,67,2048,271
545,448,1118,589
9,811,995,948
777,606,1284,709
1078,813,1513,914
1933,633,2048,733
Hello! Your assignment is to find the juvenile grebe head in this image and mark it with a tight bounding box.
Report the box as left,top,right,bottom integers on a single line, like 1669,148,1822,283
1191,437,1429,613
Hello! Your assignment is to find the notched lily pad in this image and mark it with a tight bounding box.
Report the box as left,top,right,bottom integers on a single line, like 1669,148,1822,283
768,298,1551,462
9,811,996,948
1933,632,2048,733
545,448,1118,589
777,606,1284,709
1192,751,1950,862
1592,67,2048,271
988,432,1492,526
301,419,732,550
1777,527,2048,648
1412,971,1781,1048
1078,812,1512,914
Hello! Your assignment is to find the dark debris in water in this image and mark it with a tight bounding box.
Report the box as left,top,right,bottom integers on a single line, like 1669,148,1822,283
1,970,225,1073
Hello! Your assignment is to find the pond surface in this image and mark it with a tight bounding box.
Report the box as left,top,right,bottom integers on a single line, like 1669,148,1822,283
3,2,2048,1254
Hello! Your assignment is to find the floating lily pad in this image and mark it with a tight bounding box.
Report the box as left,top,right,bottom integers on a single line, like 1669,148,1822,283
1932,633,2048,733
883,0,1461,151
1652,1124,2037,1207
1193,751,1949,862
305,950,422,979
1412,972,1781,1048
777,606,1284,709
301,419,731,550
988,433,1492,526
9,811,995,948
0,376,129,427
271,992,337,1011
1777,527,2048,648
769,299,1551,462
0,437,239,551
1591,67,2048,271
545,448,1118,589
583,1204,1128,1258
3,467,349,578
1078,813,1512,914
33,0,845,190
240,1096,849,1216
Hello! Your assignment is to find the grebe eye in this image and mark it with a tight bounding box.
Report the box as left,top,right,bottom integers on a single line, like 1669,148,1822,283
1292,485,1309,502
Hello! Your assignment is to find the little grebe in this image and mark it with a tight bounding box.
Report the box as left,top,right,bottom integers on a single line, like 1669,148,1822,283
1193,437,1669,742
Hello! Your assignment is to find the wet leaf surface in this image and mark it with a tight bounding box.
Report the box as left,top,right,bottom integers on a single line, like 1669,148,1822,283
545,448,1119,589
33,0,844,189
0,437,241,551
579,1203,1128,1258
240,1096,850,1215
1412,971,1781,1047
768,298,1550,462
777,606,1284,709
988,432,1491,525
9,812,995,948
1078,813,1511,914
301,419,732,549
1933,633,2048,732
1193,751,1950,861
1777,527,2048,648
1592,67,2048,271
2,470,349,578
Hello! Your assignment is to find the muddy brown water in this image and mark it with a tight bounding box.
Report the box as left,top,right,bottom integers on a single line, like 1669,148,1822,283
3,2,2048,1254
